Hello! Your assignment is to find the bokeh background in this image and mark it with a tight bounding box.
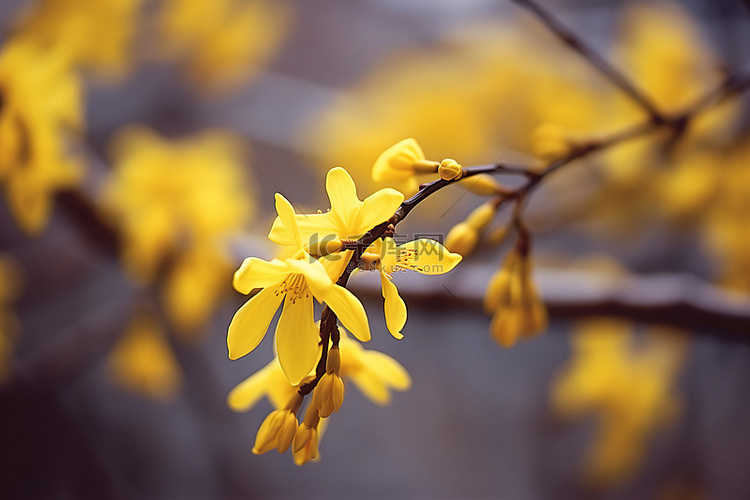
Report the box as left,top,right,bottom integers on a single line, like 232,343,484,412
1,0,750,498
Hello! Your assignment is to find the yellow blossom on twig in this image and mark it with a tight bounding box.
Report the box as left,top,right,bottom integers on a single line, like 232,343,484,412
229,194,369,384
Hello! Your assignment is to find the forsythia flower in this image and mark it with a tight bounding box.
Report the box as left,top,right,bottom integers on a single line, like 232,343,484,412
361,237,462,339
229,194,370,385
551,319,686,487
0,40,84,234
484,242,548,347
14,0,146,80
371,138,439,195
338,332,411,405
107,313,182,401
269,166,404,280
157,0,291,92
105,126,251,332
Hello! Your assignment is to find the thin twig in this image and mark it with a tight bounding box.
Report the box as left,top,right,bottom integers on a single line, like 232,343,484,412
510,0,665,124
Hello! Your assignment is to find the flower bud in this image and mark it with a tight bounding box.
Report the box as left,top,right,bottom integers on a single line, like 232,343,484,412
326,346,341,375
444,222,479,256
464,202,498,231
438,158,463,181
459,174,505,196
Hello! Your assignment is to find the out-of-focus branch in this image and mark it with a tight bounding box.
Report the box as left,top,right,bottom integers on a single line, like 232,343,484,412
510,0,665,124
355,267,750,339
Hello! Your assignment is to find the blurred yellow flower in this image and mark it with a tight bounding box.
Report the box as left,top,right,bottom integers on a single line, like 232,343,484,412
107,313,182,401
14,0,146,80
705,137,750,293
552,319,687,487
105,126,252,332
0,40,84,234
484,244,547,347
157,0,291,92
0,256,22,385
305,18,608,198
338,332,411,406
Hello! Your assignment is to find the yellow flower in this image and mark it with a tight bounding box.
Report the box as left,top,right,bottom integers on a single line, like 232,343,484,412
105,126,251,331
229,194,370,385
227,358,300,413
253,393,302,455
269,166,404,281
371,138,439,194
0,40,84,234
484,245,547,347
107,313,182,401
551,319,686,487
338,332,411,405
14,0,146,80
362,237,462,339
156,0,291,92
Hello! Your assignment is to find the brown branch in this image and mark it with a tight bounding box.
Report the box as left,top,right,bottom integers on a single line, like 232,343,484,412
510,0,665,124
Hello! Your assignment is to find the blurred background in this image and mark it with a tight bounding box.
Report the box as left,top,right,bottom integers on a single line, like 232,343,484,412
1,0,750,498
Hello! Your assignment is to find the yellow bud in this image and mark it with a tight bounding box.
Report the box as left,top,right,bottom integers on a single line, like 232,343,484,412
311,372,344,418
293,423,312,453
276,412,298,454
465,202,497,231
326,346,341,375
438,158,463,181
487,225,510,246
252,410,286,455
459,174,505,196
445,222,479,256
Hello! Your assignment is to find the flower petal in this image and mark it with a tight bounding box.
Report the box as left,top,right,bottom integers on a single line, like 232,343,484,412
275,294,320,385
355,188,403,236
226,362,274,411
322,284,370,342
380,272,406,340
285,257,332,297
326,167,361,231
233,257,289,294
274,193,302,249
397,239,462,275
227,286,284,360
350,371,390,405
362,350,412,391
